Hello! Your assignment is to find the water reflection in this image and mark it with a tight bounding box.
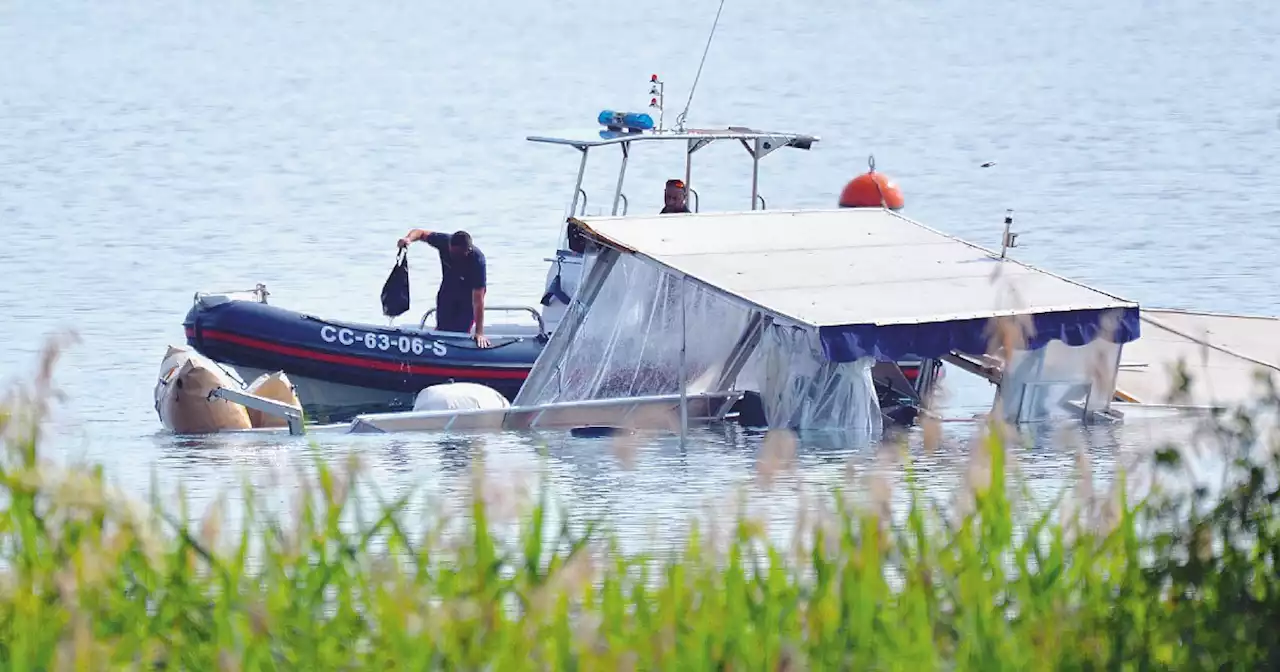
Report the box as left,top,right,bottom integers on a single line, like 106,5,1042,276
436,435,481,475
92,400,1212,559
380,439,415,475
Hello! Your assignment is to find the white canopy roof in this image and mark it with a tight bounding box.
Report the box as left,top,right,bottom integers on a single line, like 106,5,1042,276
574,208,1137,328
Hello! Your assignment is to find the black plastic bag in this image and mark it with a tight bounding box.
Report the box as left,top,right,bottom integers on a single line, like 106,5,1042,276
381,248,411,318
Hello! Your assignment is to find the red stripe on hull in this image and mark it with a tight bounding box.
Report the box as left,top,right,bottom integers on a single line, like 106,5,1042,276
187,328,530,381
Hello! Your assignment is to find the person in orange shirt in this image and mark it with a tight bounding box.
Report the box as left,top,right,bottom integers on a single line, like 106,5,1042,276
660,178,690,214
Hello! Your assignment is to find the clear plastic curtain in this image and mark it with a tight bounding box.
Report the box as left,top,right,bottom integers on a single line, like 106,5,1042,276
742,324,883,434
517,254,750,406
518,253,883,434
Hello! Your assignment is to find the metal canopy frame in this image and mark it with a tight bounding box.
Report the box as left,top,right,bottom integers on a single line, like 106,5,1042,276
527,127,820,217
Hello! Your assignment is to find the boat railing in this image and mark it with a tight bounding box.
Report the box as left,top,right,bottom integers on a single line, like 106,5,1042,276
193,283,270,307
417,304,548,337
208,386,305,435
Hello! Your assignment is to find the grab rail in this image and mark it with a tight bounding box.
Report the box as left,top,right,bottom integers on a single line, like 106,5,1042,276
688,187,700,212
618,193,629,215
208,387,304,435
576,189,588,216
193,283,270,306
418,304,548,336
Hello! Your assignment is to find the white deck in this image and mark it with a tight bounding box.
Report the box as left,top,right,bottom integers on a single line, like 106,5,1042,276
575,208,1137,327
347,392,740,434
1116,309,1280,407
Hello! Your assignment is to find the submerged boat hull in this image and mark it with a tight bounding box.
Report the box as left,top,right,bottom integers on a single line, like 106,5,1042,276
183,296,545,422
155,345,253,433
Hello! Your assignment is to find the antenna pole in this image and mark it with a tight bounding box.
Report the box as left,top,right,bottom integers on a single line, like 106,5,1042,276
675,0,727,132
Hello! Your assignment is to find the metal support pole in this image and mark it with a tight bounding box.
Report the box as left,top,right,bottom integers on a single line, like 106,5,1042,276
709,312,771,403
611,142,631,216
750,139,761,210
679,273,688,447
568,147,589,217
1000,209,1017,258
711,313,772,420
685,145,693,191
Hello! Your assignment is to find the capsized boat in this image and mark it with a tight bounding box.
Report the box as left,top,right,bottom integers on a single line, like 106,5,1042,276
509,207,1143,438
155,344,303,434
155,344,252,433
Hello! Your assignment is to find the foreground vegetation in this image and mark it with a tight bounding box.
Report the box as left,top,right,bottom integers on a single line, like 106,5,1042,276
3,340,1280,669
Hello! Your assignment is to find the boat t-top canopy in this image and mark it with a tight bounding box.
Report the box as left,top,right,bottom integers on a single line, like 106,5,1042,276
526,126,819,151
571,207,1142,363
527,121,820,217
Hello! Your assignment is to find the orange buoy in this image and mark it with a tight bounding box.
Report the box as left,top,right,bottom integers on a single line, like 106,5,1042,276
838,155,904,210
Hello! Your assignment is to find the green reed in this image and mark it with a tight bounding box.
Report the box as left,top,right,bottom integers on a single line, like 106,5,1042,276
3,339,1280,670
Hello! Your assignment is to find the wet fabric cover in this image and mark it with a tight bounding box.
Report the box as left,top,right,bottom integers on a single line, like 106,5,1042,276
413,382,512,412
381,249,411,318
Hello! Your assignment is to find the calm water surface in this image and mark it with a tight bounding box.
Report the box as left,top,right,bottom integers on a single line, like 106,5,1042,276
3,0,1279,545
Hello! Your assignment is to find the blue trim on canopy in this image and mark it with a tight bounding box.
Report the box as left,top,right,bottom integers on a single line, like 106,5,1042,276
818,307,1142,363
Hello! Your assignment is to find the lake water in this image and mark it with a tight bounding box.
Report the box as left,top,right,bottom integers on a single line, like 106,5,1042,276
3,0,1279,545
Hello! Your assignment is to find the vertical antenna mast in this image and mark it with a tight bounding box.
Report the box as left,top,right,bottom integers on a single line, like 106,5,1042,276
674,0,727,132
649,74,665,131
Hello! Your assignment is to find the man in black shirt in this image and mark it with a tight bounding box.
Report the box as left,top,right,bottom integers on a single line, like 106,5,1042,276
397,228,491,348
661,178,690,214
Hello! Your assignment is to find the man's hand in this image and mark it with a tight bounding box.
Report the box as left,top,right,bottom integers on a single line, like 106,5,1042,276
474,333,491,348
397,237,410,249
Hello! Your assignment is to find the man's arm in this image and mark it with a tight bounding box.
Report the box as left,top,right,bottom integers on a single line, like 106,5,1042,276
398,229,449,249
398,228,430,247
471,252,490,347
472,287,486,336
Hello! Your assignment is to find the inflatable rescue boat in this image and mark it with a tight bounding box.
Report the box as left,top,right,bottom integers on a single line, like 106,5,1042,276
182,288,548,422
